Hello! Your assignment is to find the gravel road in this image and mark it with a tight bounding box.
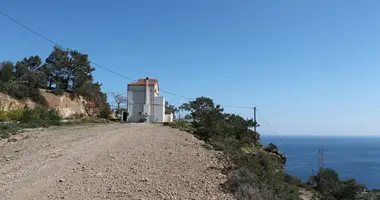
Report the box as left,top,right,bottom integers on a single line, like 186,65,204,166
0,123,233,200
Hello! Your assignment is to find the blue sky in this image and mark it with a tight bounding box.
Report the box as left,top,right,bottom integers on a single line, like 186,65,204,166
1,0,380,135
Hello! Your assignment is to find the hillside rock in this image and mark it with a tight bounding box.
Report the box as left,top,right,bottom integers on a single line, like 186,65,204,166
268,150,287,169
39,90,90,118
0,90,96,118
0,93,35,111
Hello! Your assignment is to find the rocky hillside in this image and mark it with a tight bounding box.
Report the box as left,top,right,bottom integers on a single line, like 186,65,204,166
0,89,94,118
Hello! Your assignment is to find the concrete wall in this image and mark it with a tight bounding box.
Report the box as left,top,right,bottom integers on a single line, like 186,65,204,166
127,85,166,123
127,85,154,122
164,113,173,122
151,96,165,122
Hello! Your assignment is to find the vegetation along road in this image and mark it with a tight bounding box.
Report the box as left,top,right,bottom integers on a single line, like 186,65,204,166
0,123,233,200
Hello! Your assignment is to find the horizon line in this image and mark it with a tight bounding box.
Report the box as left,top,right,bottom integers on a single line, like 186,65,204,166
260,133,380,137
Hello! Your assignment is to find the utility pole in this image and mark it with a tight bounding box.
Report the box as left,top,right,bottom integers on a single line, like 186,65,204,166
253,107,260,132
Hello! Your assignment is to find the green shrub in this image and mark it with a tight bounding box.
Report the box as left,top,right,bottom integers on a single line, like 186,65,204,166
19,107,34,121
7,109,25,121
162,122,171,126
231,151,282,180
225,168,280,200
7,84,47,105
0,127,11,139
64,117,108,125
0,123,20,139
225,166,301,200
265,143,279,152
0,111,8,121
77,117,106,124
67,113,85,120
31,105,61,121
209,135,239,151
285,174,304,187
218,144,301,200
310,168,368,200
5,105,61,123
99,106,110,119
313,168,341,196
51,89,64,96
174,120,191,128
0,106,62,139
0,62,14,82
162,121,195,134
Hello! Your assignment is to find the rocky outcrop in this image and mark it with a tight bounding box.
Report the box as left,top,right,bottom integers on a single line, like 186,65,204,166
239,144,287,170
267,149,287,169
0,90,95,118
39,90,89,118
0,93,35,111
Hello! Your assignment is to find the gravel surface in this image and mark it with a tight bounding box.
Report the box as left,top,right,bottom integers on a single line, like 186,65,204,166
0,123,233,200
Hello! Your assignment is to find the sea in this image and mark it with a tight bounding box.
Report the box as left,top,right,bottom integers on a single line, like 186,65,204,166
260,135,380,189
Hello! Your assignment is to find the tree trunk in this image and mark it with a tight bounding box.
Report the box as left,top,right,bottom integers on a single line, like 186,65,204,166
116,103,120,115
65,78,69,90
48,74,53,89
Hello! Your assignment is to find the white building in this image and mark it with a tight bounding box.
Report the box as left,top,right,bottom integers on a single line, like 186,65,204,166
127,77,171,123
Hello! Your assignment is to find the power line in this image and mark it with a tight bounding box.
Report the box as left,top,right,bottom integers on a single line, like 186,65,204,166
220,105,253,109
256,108,285,145
0,11,59,46
159,89,192,100
91,62,135,82
0,11,136,83
0,11,254,110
